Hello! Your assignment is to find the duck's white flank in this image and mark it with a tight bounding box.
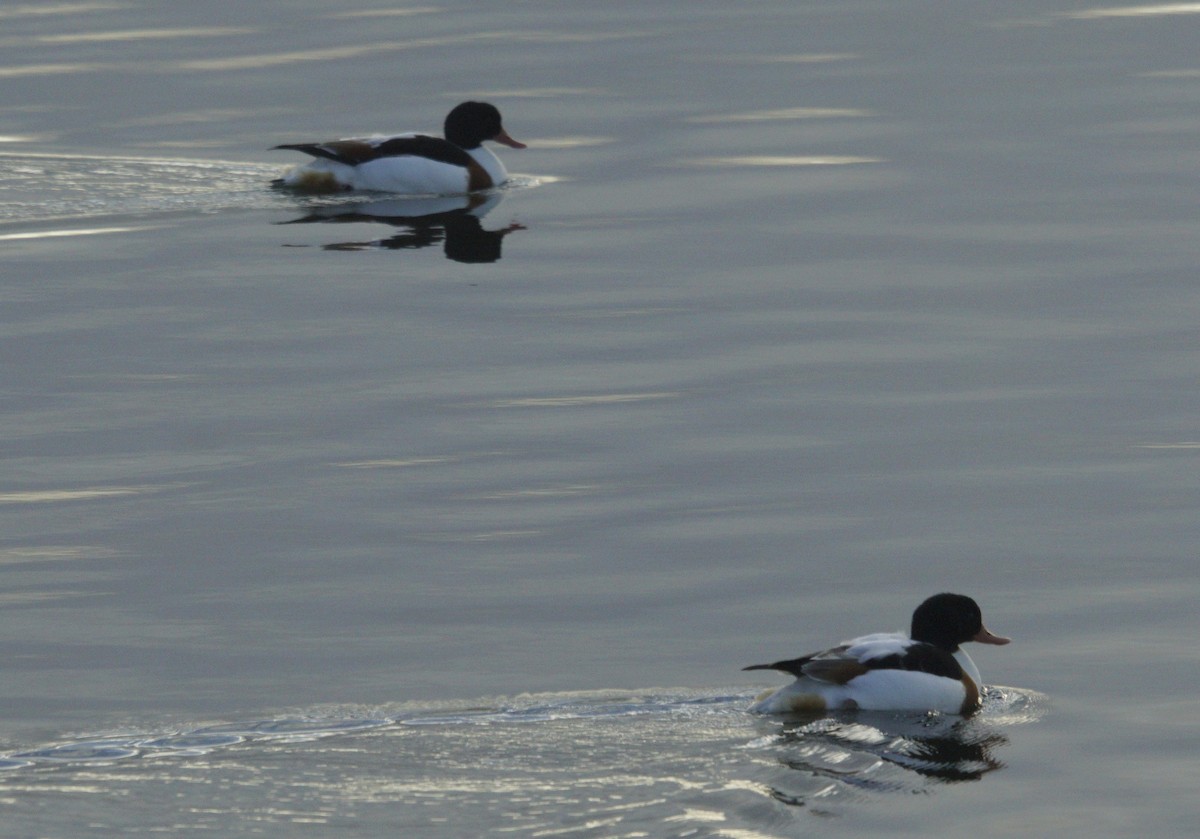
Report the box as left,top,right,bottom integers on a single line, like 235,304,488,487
279,139,508,195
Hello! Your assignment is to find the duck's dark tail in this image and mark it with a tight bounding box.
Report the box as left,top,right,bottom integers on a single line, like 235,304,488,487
273,143,344,163
742,656,814,679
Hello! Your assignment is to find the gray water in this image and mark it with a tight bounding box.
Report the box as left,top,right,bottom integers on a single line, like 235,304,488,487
2,1,1198,836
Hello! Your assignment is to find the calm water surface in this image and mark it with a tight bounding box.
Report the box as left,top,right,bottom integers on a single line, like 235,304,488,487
2,1,1198,836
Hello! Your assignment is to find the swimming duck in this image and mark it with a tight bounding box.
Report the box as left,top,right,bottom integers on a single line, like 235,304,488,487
744,593,1010,716
274,101,526,194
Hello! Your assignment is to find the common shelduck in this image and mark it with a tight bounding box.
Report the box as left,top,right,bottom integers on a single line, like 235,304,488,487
274,101,526,195
744,593,1010,716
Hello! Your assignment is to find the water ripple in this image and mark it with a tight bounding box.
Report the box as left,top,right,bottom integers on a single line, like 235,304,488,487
743,685,1047,813
0,150,289,224
0,687,1045,834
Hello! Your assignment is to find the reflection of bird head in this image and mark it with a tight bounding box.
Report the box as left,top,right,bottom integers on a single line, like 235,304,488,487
443,216,524,264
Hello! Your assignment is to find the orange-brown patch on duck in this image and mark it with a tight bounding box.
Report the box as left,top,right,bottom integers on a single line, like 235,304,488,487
785,693,829,714
317,140,380,165
802,658,870,685
959,674,981,716
289,170,351,194
466,158,493,192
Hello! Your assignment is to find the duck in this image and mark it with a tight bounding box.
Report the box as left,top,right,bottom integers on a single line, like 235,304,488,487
273,101,526,195
743,593,1010,716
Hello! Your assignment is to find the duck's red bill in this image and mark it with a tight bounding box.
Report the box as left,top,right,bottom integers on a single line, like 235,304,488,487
974,626,1011,645
494,129,527,149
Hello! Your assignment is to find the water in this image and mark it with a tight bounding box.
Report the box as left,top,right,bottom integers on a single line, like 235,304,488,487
2,1,1198,835
2,687,1047,836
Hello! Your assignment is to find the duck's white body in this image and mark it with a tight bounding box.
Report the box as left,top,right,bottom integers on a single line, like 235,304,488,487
747,634,983,715
278,135,510,195
744,594,1009,717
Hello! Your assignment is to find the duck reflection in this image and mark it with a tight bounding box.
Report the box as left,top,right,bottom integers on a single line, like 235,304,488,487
754,708,1009,807
280,193,524,263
